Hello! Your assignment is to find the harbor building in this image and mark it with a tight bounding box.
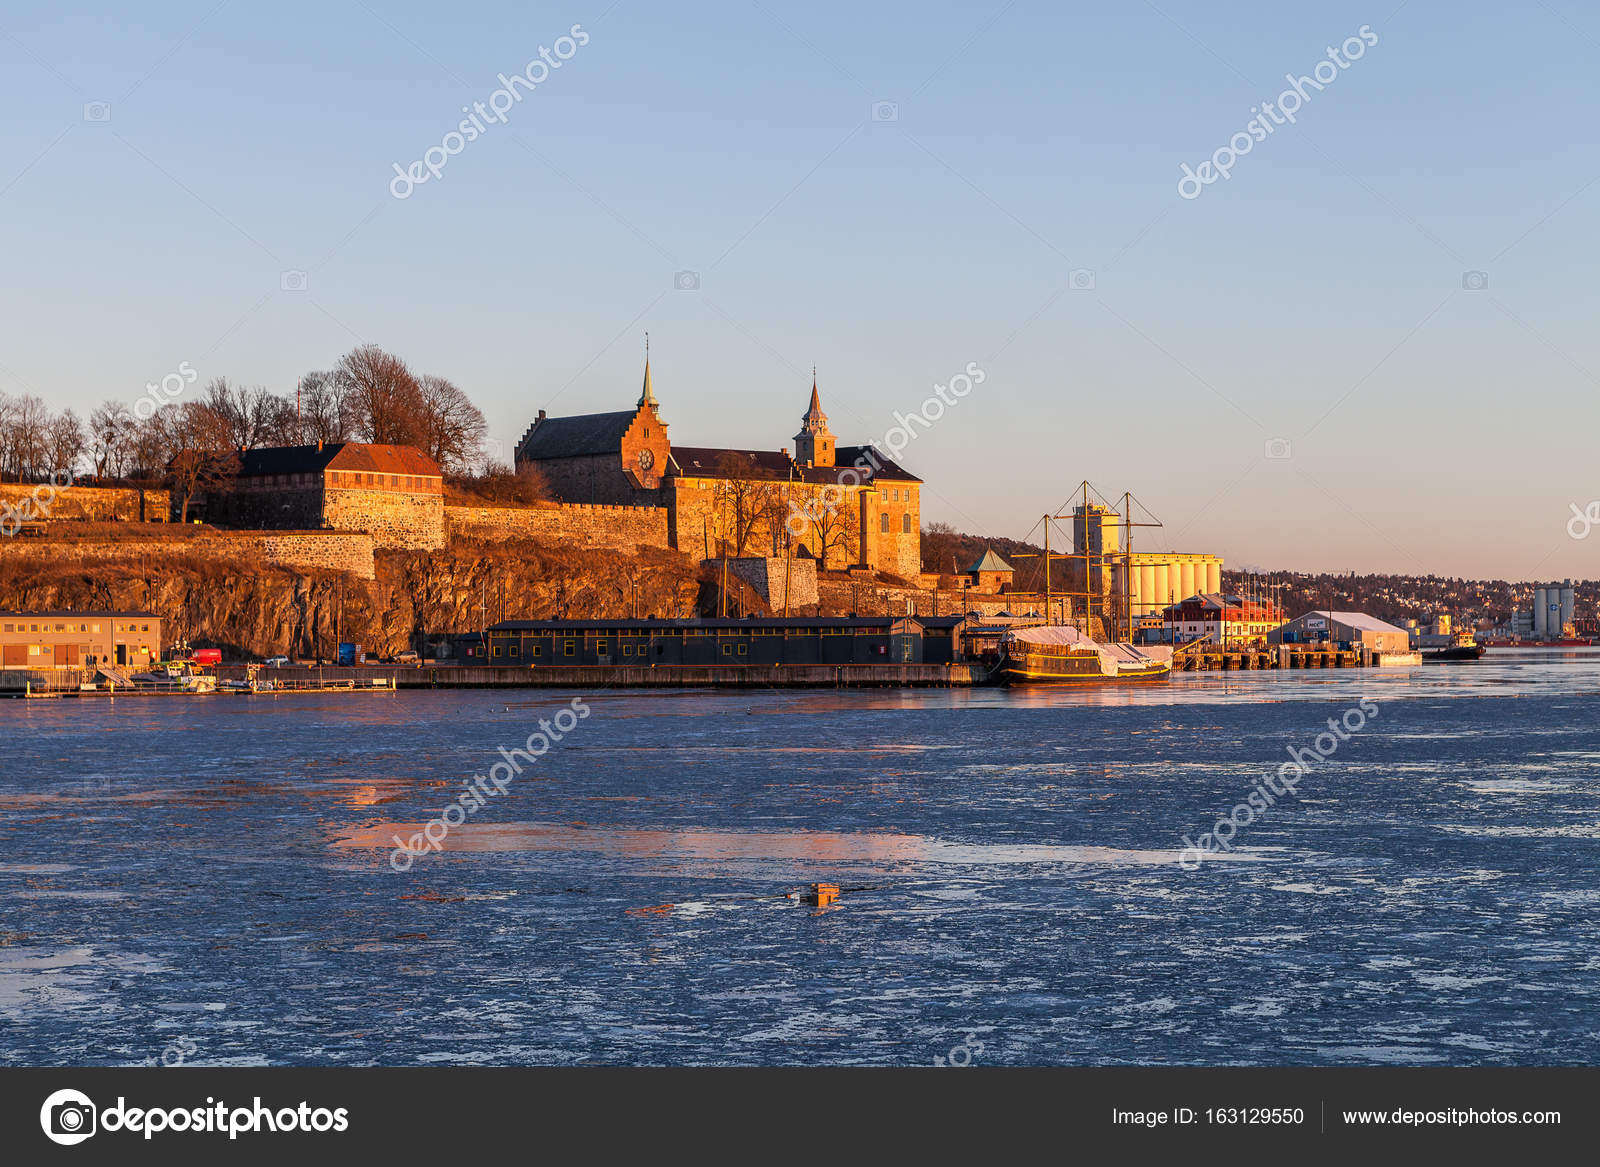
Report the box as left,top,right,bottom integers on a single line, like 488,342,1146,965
1269,611,1411,655
0,611,161,669
515,362,924,578
464,615,967,667
1160,594,1284,646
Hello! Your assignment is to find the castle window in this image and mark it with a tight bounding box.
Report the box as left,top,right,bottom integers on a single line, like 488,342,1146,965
880,514,890,533
903,514,912,534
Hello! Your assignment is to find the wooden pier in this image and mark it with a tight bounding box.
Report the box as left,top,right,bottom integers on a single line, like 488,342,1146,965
1176,645,1361,671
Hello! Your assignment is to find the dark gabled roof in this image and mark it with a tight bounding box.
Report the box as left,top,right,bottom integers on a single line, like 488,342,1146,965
666,443,922,486
832,445,920,483
236,443,440,478
517,411,637,460
233,445,334,476
486,616,907,632
668,447,792,479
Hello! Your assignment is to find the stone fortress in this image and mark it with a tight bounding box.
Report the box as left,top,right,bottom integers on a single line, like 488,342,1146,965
514,358,924,581
125,358,929,598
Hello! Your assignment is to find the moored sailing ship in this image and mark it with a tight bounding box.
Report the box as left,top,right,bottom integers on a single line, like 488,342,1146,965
998,625,1172,684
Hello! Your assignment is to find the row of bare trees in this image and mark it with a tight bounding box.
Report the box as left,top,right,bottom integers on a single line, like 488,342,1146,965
0,394,89,481
36,345,493,487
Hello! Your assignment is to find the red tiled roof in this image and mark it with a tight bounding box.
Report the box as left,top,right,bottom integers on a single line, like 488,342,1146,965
325,444,441,476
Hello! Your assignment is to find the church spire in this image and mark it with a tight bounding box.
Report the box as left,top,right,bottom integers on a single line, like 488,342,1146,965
637,332,657,408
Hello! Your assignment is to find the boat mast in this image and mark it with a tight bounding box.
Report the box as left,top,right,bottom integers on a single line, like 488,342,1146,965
1123,490,1132,644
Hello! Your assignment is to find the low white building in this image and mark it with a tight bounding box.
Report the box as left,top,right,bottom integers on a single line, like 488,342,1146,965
1268,610,1411,655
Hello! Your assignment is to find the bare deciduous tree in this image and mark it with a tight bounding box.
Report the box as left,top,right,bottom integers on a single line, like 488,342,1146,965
295,370,353,445
807,493,858,571
90,400,134,479
0,393,52,481
711,453,782,557
417,374,487,473
335,345,424,446
45,409,86,477
154,403,235,522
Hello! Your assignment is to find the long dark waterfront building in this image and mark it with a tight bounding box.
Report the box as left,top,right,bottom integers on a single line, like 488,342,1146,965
464,616,967,667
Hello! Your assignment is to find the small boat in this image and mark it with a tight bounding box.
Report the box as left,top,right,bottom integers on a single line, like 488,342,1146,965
133,662,218,693
998,625,1172,684
1423,642,1485,662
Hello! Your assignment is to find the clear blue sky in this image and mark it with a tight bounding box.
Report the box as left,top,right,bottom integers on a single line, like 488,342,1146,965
3,1,1597,579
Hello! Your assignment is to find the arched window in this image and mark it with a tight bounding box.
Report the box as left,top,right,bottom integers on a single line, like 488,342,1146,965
902,514,912,534
880,514,890,533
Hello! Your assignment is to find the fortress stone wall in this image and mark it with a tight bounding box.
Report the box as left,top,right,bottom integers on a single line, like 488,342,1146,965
0,530,376,580
0,483,169,524
445,502,671,552
322,486,444,550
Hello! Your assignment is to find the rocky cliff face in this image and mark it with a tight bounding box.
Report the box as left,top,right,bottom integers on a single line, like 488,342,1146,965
0,538,706,659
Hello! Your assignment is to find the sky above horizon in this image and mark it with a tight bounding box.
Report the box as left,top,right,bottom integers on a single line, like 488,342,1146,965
3,1,1597,580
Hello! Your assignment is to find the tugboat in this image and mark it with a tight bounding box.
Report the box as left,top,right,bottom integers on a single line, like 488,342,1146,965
1422,632,1484,662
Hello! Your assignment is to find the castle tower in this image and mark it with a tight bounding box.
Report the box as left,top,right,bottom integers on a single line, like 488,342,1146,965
793,371,835,467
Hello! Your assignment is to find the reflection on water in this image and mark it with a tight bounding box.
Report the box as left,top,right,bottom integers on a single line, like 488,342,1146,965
334,820,1219,869
4,651,1600,1065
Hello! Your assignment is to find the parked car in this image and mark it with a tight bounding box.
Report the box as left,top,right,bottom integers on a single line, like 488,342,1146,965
264,656,289,667
394,650,420,664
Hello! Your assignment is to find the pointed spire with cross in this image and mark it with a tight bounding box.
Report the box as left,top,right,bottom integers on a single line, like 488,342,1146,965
637,332,657,408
